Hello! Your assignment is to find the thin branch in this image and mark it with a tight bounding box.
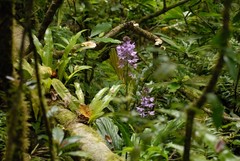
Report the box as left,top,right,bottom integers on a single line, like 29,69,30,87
54,21,163,61
37,0,64,40
139,0,190,24
183,1,232,160
163,0,167,10
27,11,57,161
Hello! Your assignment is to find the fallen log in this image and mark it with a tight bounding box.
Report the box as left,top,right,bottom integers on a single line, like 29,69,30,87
54,108,124,161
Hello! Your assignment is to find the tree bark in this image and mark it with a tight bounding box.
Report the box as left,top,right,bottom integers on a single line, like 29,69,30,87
54,108,124,161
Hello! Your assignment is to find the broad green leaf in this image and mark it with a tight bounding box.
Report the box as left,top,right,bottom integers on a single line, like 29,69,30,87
63,29,87,59
32,34,44,60
96,117,123,150
153,119,184,146
58,57,71,81
89,85,121,122
89,87,109,110
43,28,54,67
52,127,64,145
93,37,121,44
65,65,92,84
57,4,64,26
206,93,224,129
109,48,124,81
60,136,81,148
233,11,240,23
168,82,180,93
22,59,33,78
224,55,238,81
51,78,79,111
74,82,85,104
161,7,183,21
90,22,112,37
114,118,133,147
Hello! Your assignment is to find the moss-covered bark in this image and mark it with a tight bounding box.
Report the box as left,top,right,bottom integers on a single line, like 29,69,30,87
54,107,124,161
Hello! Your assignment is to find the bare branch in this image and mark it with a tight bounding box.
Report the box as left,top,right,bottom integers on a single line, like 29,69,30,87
139,0,190,24
37,0,64,40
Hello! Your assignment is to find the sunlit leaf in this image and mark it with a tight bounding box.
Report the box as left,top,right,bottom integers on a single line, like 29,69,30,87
43,28,54,67
74,82,85,104
32,34,44,60
88,85,121,122
52,127,64,145
206,93,224,129
63,29,87,59
65,65,92,84
96,117,123,150
51,78,79,111
90,22,112,37
60,136,81,148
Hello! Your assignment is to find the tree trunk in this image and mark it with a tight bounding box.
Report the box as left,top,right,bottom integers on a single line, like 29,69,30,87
0,0,13,101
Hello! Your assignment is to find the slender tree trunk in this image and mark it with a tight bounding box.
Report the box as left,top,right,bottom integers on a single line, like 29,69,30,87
0,0,13,101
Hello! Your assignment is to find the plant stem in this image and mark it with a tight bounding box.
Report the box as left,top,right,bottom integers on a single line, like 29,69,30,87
183,0,232,160
125,63,129,110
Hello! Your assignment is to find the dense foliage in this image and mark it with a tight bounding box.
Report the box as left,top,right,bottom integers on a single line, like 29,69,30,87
1,0,240,161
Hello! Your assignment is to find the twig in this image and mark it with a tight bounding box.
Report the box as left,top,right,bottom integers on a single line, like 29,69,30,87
37,0,64,40
183,1,232,161
139,0,190,24
28,11,57,161
163,0,167,10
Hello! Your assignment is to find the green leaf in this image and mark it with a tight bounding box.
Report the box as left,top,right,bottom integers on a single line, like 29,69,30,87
65,65,92,85
52,127,64,145
22,59,33,78
90,22,112,37
63,29,87,59
96,117,123,150
161,7,183,21
160,36,183,51
60,136,81,149
168,82,180,93
43,28,54,67
113,118,133,147
58,57,71,81
206,93,224,129
89,85,121,122
233,11,240,23
51,78,79,111
224,55,238,81
89,87,109,110
74,82,85,104
93,37,121,44
32,34,44,60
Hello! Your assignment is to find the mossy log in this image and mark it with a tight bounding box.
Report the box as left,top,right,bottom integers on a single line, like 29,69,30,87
54,108,124,161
